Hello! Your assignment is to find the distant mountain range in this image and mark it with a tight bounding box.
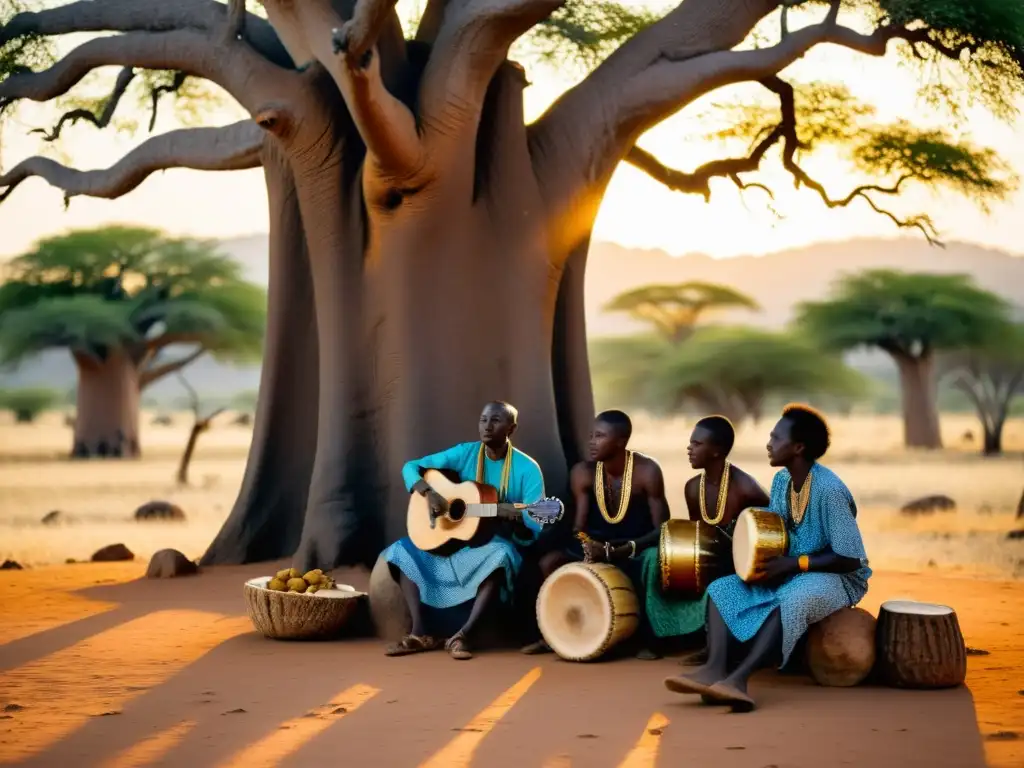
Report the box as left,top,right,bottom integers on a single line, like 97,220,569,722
3,236,1022,401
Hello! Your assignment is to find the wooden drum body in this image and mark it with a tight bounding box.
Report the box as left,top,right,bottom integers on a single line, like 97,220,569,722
659,519,733,598
536,562,638,662
733,508,788,583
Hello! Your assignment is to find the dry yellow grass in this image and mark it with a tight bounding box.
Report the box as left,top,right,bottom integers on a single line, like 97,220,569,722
1,410,1021,578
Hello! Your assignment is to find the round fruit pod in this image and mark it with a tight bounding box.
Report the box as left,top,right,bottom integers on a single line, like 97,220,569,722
244,577,366,640
875,600,967,689
805,606,877,687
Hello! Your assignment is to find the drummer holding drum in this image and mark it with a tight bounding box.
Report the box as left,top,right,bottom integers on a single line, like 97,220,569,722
664,403,871,712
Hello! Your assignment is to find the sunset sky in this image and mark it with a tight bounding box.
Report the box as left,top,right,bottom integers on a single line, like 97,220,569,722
1,1,1023,259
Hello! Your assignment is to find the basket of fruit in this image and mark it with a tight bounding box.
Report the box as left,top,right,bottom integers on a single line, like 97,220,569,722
243,568,366,640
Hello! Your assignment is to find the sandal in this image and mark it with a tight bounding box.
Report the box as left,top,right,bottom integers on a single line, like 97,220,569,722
445,631,474,660
385,634,440,657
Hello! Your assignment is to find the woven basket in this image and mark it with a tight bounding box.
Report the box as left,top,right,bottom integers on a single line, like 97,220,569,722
244,576,365,640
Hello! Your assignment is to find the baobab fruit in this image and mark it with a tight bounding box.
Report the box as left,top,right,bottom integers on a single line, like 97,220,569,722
307,584,321,594
275,568,291,581
268,578,287,591
288,568,301,579
303,570,323,585
286,578,307,593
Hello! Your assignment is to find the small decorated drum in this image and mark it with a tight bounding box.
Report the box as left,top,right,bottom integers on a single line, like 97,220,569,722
536,562,638,662
733,508,788,583
659,519,733,598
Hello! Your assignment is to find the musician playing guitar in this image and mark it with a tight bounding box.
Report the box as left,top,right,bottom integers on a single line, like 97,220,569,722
521,410,670,659
381,401,545,660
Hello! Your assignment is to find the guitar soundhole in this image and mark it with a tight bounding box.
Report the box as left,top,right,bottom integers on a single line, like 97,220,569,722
447,498,466,522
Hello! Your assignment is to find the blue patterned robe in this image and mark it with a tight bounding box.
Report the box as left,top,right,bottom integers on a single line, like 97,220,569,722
381,442,545,609
706,463,871,665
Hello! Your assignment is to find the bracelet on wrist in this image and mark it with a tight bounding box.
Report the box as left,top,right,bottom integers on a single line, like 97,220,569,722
798,554,810,572
629,541,637,559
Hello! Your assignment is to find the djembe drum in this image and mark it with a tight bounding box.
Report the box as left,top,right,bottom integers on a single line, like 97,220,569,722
536,562,638,662
659,519,733,598
733,508,788,583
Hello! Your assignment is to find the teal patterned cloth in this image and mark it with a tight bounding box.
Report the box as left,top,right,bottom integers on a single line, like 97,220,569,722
706,463,871,665
640,547,709,638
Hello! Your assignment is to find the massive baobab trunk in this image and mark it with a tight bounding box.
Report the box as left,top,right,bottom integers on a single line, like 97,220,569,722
2,0,884,569
894,353,943,450
72,350,142,458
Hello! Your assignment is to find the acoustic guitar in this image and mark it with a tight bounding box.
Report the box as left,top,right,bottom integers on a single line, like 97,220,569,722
407,469,565,554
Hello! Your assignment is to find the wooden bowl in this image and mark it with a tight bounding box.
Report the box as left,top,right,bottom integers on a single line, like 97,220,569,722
243,576,366,641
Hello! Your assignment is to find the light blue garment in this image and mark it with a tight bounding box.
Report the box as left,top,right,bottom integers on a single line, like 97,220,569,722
382,442,545,609
706,463,871,665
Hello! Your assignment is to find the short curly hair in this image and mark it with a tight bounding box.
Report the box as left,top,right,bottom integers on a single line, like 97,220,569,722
781,403,831,461
695,415,736,455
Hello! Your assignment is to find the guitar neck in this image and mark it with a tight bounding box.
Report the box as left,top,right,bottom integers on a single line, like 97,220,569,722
463,502,521,519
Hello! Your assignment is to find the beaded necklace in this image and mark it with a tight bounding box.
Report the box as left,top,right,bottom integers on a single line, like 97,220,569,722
595,450,634,524
788,469,813,527
476,441,513,502
699,460,731,525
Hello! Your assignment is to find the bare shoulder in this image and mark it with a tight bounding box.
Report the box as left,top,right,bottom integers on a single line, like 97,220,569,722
683,474,700,497
570,461,594,488
631,452,665,482
730,464,769,499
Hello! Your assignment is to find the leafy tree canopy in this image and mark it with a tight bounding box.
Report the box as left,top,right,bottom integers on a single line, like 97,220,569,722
604,281,760,343
794,269,1012,358
0,225,266,379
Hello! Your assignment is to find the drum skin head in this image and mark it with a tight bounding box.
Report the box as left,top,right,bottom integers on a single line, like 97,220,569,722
536,563,638,662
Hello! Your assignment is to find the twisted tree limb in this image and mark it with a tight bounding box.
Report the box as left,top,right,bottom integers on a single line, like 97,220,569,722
147,72,189,132
0,29,293,116
0,0,293,68
140,347,206,388
418,0,564,143
30,67,136,142
0,120,263,205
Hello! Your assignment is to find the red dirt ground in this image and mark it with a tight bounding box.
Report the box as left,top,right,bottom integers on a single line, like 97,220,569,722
1,562,1020,767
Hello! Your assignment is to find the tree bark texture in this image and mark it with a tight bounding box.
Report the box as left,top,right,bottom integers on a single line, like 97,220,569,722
894,353,943,449
72,350,141,458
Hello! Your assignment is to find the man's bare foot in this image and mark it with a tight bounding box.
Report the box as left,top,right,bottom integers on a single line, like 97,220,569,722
385,634,440,657
664,665,722,696
446,632,473,660
521,640,552,655
704,681,756,713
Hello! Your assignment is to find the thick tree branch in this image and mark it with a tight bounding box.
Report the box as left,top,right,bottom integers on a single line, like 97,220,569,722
141,347,206,389
147,72,188,132
263,0,421,179
0,0,293,69
419,0,564,144
0,121,263,205
30,67,136,142
0,29,288,114
416,0,451,43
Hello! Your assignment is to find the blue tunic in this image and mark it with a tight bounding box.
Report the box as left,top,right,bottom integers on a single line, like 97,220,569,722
381,442,545,609
706,463,871,665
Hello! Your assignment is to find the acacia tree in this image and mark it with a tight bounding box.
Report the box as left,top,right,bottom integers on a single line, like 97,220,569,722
604,281,759,344
796,270,1011,450
941,322,1024,456
0,226,265,456
1,0,1022,568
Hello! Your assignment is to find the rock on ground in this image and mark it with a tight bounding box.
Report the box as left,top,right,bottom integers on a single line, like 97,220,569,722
134,501,186,522
900,495,956,516
91,544,135,562
146,549,199,579
1,560,24,570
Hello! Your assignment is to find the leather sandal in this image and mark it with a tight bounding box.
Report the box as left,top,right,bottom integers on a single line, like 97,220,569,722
385,634,440,657
445,631,474,660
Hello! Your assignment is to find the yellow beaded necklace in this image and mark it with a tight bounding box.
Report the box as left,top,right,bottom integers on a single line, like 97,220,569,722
788,470,813,526
476,441,513,503
699,460,731,526
595,450,634,524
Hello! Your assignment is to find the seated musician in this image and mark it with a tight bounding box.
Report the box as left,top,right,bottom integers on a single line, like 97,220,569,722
683,415,769,533
381,401,545,661
664,404,871,712
521,410,670,659
643,415,770,649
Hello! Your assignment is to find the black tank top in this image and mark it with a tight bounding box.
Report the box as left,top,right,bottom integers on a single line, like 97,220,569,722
583,456,655,542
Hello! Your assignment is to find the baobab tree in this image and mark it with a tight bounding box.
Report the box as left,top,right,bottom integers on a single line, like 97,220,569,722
1,0,1021,569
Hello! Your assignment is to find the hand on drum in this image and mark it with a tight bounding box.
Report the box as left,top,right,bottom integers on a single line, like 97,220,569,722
582,539,608,563
759,555,799,586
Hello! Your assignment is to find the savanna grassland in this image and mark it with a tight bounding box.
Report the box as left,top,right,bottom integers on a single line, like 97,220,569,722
2,410,1021,578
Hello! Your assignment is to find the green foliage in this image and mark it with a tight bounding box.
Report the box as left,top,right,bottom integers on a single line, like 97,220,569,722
0,0,53,79
650,326,867,416
589,327,866,422
604,281,760,343
795,269,1013,357
529,0,660,68
0,386,59,422
0,226,267,374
